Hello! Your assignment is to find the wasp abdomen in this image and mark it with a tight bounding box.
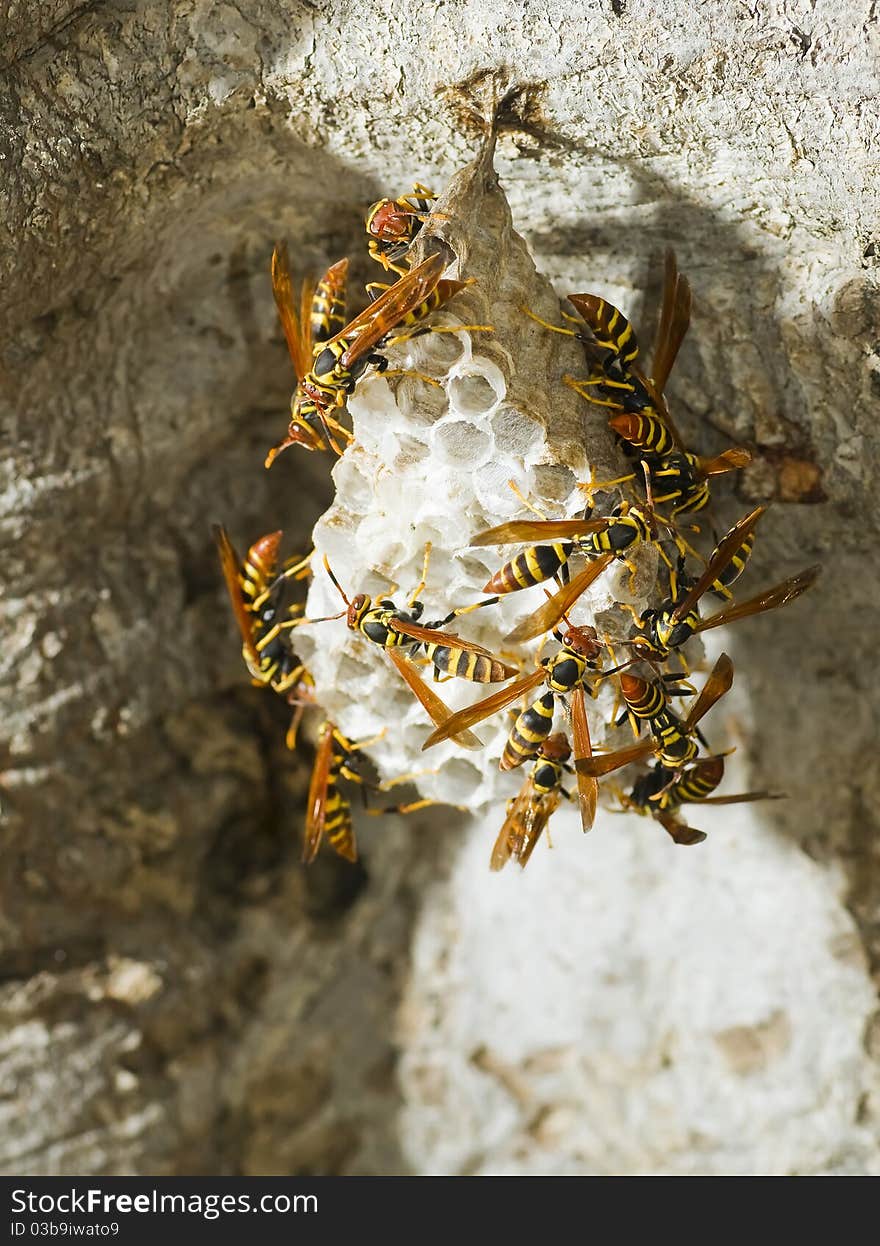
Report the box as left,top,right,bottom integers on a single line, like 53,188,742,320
429,646,509,683
484,542,572,595
500,691,555,770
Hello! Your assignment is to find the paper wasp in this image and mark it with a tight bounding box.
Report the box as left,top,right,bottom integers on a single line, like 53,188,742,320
630,507,820,662
302,720,445,865
575,652,735,780
213,524,311,693
266,253,491,466
423,619,624,834
267,243,352,460
556,254,751,505
299,549,516,750
365,183,438,275
522,288,642,385
490,734,580,871
619,755,782,846
473,492,691,647
303,721,366,864
214,524,316,747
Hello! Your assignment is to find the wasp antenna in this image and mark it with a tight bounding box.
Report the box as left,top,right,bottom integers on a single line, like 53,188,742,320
282,611,346,628
322,555,352,606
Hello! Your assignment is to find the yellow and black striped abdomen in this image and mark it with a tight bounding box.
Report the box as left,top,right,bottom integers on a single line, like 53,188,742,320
663,760,723,809
323,786,357,861
608,411,674,458
500,691,555,771
576,296,639,370
620,677,668,724
712,530,757,598
427,644,510,683
486,542,572,595
311,265,348,343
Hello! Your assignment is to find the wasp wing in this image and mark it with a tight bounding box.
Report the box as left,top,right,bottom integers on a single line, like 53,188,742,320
328,253,445,365
422,668,547,750
671,506,767,623
693,564,820,634
388,618,517,673
213,524,260,666
570,687,598,832
470,518,608,546
302,721,335,864
271,242,315,382
694,791,785,806
386,649,484,750
651,249,692,395
490,779,534,871
683,653,734,732
575,738,655,779
657,809,707,846
504,555,615,645
514,790,560,868
696,447,753,478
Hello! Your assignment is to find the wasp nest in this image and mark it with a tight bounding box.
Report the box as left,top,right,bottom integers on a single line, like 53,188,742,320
294,143,657,813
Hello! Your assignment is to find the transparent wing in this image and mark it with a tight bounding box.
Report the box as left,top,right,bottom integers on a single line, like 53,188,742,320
328,253,446,365
213,524,258,665
693,564,820,634
386,649,484,750
303,721,334,864
570,688,598,832
421,668,547,750
651,248,692,395
683,653,734,732
470,518,607,546
671,506,767,623
504,556,615,645
271,242,315,382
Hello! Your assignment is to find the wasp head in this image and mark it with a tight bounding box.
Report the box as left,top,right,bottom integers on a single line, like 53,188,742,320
347,594,371,630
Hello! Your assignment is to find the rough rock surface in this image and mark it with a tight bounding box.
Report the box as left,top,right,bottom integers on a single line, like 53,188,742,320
1,0,878,1176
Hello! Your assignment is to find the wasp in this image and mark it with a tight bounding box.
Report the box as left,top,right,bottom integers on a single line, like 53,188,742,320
620,755,782,845
575,652,735,781
490,734,580,871
558,255,752,504
214,525,317,747
267,243,353,459
642,447,754,517
303,717,454,865
617,653,733,770
630,508,820,663
213,525,311,693
473,491,693,646
299,549,516,750
473,502,654,594
303,721,367,864
267,253,491,467
365,183,438,275
522,288,643,384
562,251,691,440
423,620,628,835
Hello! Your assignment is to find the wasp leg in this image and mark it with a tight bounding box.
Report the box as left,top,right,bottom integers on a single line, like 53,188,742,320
519,304,580,338
372,366,443,389
406,544,433,609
